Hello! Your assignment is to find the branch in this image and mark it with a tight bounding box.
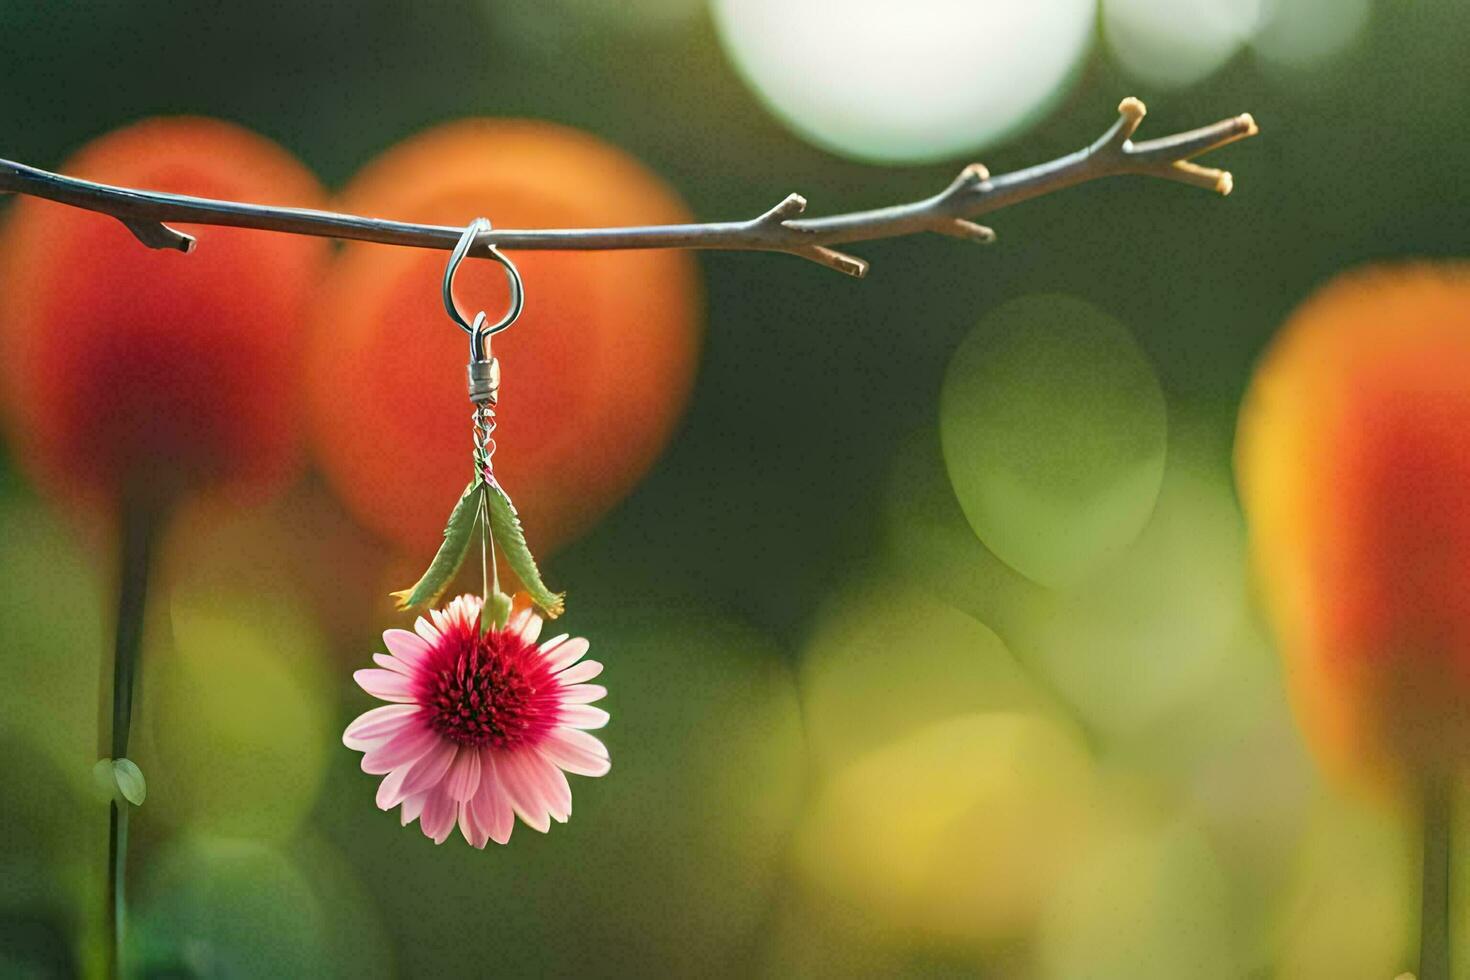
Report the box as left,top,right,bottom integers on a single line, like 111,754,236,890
0,98,1257,279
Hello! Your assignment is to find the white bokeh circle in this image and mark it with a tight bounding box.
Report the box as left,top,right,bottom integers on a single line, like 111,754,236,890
1251,0,1370,68
1103,0,1262,88
711,0,1098,164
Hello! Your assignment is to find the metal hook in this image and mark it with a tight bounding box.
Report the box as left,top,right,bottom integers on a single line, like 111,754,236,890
443,218,524,361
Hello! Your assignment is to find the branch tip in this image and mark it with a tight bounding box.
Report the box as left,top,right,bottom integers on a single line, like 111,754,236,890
1118,97,1147,122
1161,160,1233,193
1106,96,1149,148
120,218,194,252
759,193,808,225
942,163,991,201
936,219,996,244
794,245,868,278
960,162,991,183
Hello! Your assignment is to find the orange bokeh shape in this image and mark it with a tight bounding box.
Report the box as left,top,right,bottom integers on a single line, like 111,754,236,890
305,120,701,563
1238,262,1470,791
0,118,329,515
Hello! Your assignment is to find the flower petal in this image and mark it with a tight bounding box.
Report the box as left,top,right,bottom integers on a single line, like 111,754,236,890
373,652,412,675
343,704,419,750
420,783,457,844
534,755,572,823
446,594,482,630
558,704,610,730
509,606,544,644
470,751,515,846
413,615,440,645
430,596,479,637
444,744,482,803
383,628,432,666
353,668,416,703
400,791,428,826
542,637,588,672
361,724,437,774
556,659,603,685
558,684,606,705
556,727,610,757
375,767,409,810
542,730,611,777
457,801,483,848
497,751,551,833
398,739,458,798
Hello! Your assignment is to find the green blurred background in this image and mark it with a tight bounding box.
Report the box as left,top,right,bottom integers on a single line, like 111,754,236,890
2,0,1468,976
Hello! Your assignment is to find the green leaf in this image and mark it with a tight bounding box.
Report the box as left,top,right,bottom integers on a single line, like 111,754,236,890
113,758,146,805
485,482,565,618
392,480,482,611
91,759,118,803
93,757,146,806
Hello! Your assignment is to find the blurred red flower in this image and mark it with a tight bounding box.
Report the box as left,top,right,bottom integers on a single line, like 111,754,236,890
1238,263,1470,788
0,118,328,515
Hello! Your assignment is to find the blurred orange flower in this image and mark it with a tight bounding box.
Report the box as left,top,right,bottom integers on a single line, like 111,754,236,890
305,120,701,561
0,118,328,515
1237,263,1470,788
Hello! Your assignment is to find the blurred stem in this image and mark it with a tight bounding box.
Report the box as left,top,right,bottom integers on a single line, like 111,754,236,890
104,507,157,980
1419,776,1453,980
106,805,129,978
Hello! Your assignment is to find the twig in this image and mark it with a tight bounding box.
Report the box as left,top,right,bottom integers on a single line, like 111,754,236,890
0,98,1257,279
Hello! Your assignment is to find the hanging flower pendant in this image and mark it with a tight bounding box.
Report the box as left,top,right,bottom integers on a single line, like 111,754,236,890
345,219,604,845
343,594,609,846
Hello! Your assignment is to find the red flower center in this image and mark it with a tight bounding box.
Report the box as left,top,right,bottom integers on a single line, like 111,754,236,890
422,628,559,748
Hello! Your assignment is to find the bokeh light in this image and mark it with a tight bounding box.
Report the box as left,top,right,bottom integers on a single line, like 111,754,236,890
1251,0,1371,69
880,428,1041,633
1273,796,1412,977
1010,451,1248,738
139,589,333,840
1102,0,1262,88
0,487,103,770
0,486,105,974
1178,674,1319,974
277,834,395,979
711,0,1096,163
798,576,1054,771
576,606,804,969
940,294,1167,589
134,835,330,976
797,712,1095,949
158,484,389,653
1038,816,1235,979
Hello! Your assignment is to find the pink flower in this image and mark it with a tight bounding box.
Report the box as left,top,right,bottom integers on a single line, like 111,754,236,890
342,594,610,846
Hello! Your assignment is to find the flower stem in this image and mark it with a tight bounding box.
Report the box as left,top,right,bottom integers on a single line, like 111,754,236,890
1419,776,1454,980
103,508,156,980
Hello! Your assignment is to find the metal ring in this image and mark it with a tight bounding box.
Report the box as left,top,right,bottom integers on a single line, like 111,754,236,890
443,218,524,357
468,310,490,363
